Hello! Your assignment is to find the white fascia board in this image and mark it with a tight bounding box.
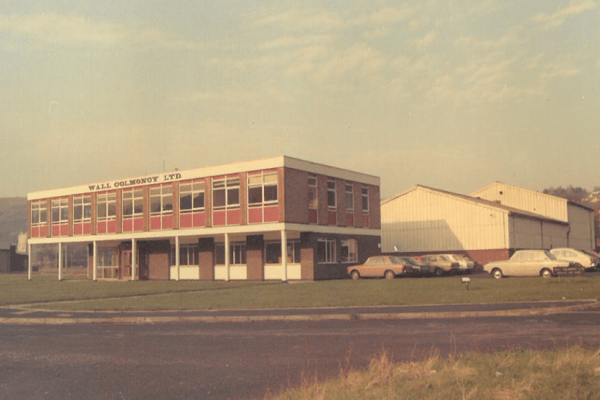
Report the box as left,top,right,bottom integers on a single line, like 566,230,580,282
283,157,380,186
28,224,381,244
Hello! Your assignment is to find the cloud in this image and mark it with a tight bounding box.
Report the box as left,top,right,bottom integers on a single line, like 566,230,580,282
254,9,343,32
351,5,417,26
259,34,333,50
413,31,436,50
0,12,205,49
532,0,597,29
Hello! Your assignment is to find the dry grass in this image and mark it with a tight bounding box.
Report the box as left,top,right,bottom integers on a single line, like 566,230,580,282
272,346,600,400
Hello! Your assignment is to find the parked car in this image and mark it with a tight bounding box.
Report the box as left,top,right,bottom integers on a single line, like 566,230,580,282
484,250,582,279
440,254,475,274
419,254,460,276
579,249,600,271
347,256,413,280
400,257,432,276
549,248,598,272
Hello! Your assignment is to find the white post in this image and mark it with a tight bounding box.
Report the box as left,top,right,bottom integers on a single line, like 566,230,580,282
58,242,63,281
93,241,98,281
175,236,180,281
27,242,32,281
225,233,230,281
281,230,288,281
131,239,137,281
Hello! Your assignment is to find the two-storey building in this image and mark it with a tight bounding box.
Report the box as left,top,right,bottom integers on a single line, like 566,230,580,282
27,156,381,281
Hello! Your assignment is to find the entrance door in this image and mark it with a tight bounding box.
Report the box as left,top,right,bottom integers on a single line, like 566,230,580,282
120,249,139,280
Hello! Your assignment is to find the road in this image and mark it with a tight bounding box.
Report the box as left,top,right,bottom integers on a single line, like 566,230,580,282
1,305,599,400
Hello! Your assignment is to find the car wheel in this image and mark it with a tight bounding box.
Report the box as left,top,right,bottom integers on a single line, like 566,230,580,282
491,268,503,279
384,270,395,280
541,268,553,278
434,267,444,277
351,270,361,280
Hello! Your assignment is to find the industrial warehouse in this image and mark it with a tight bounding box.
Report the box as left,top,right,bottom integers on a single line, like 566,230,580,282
27,156,381,281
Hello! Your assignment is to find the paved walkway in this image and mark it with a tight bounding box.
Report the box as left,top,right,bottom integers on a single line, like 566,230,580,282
1,299,597,325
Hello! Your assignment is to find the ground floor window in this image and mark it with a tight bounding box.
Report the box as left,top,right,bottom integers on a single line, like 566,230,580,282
341,239,358,263
170,245,199,266
317,238,336,264
97,248,119,279
264,241,301,264
215,242,246,265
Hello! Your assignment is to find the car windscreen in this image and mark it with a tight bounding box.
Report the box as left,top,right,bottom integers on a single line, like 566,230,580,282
544,250,557,260
389,256,404,264
402,257,420,265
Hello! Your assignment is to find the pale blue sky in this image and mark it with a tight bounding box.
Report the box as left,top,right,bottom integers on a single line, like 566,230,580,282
1,0,599,199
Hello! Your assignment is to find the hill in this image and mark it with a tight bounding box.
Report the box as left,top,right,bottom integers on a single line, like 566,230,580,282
0,197,28,245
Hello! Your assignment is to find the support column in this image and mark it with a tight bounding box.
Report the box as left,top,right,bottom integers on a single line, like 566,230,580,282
93,241,98,281
131,239,137,281
175,236,180,281
58,242,63,281
225,233,230,281
281,230,288,281
27,242,32,281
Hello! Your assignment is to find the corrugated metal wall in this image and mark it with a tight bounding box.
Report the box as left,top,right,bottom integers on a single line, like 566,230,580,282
381,187,508,253
567,204,595,249
472,182,568,222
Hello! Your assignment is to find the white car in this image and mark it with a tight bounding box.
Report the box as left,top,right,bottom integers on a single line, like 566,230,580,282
441,254,475,274
484,250,581,279
549,248,598,272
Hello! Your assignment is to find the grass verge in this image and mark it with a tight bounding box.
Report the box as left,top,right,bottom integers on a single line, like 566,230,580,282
271,346,600,400
2,273,598,311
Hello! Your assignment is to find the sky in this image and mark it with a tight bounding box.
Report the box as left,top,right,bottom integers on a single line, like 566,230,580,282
1,0,599,200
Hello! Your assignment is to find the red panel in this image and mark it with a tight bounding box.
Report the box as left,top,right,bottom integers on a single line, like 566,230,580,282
60,224,69,236
150,216,161,230
346,213,354,227
40,226,47,237
328,211,337,226
227,209,240,225
123,219,133,232
309,209,318,224
248,207,262,224
52,225,60,237
74,223,82,235
83,222,92,235
32,226,39,238
180,213,192,228
133,218,143,231
264,206,279,222
192,213,205,227
107,220,117,233
213,211,226,226
162,215,173,229
97,221,106,234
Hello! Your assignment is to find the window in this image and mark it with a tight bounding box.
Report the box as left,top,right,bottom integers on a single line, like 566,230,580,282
264,241,301,264
361,187,369,212
150,185,173,216
317,238,336,264
341,239,358,263
308,175,318,209
345,184,353,211
327,180,336,209
31,200,47,227
180,180,205,213
97,248,119,279
123,189,143,219
97,192,117,221
170,245,199,266
213,176,240,210
248,171,278,206
73,195,91,223
51,198,69,225
215,242,246,265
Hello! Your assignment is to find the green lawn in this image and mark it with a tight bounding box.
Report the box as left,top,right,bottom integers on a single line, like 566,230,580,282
2,273,598,311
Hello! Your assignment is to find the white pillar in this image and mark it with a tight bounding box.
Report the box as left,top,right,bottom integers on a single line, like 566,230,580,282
27,242,32,281
224,233,230,281
58,242,63,281
281,230,288,281
131,239,137,281
175,236,180,281
93,241,98,281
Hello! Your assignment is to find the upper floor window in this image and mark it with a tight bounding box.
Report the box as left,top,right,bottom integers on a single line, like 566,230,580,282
345,184,354,211
248,171,278,207
213,176,240,210
51,198,69,225
73,195,92,223
97,192,117,221
31,200,47,227
361,186,369,212
150,184,173,216
123,189,143,219
308,175,318,209
327,180,336,209
180,180,205,213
